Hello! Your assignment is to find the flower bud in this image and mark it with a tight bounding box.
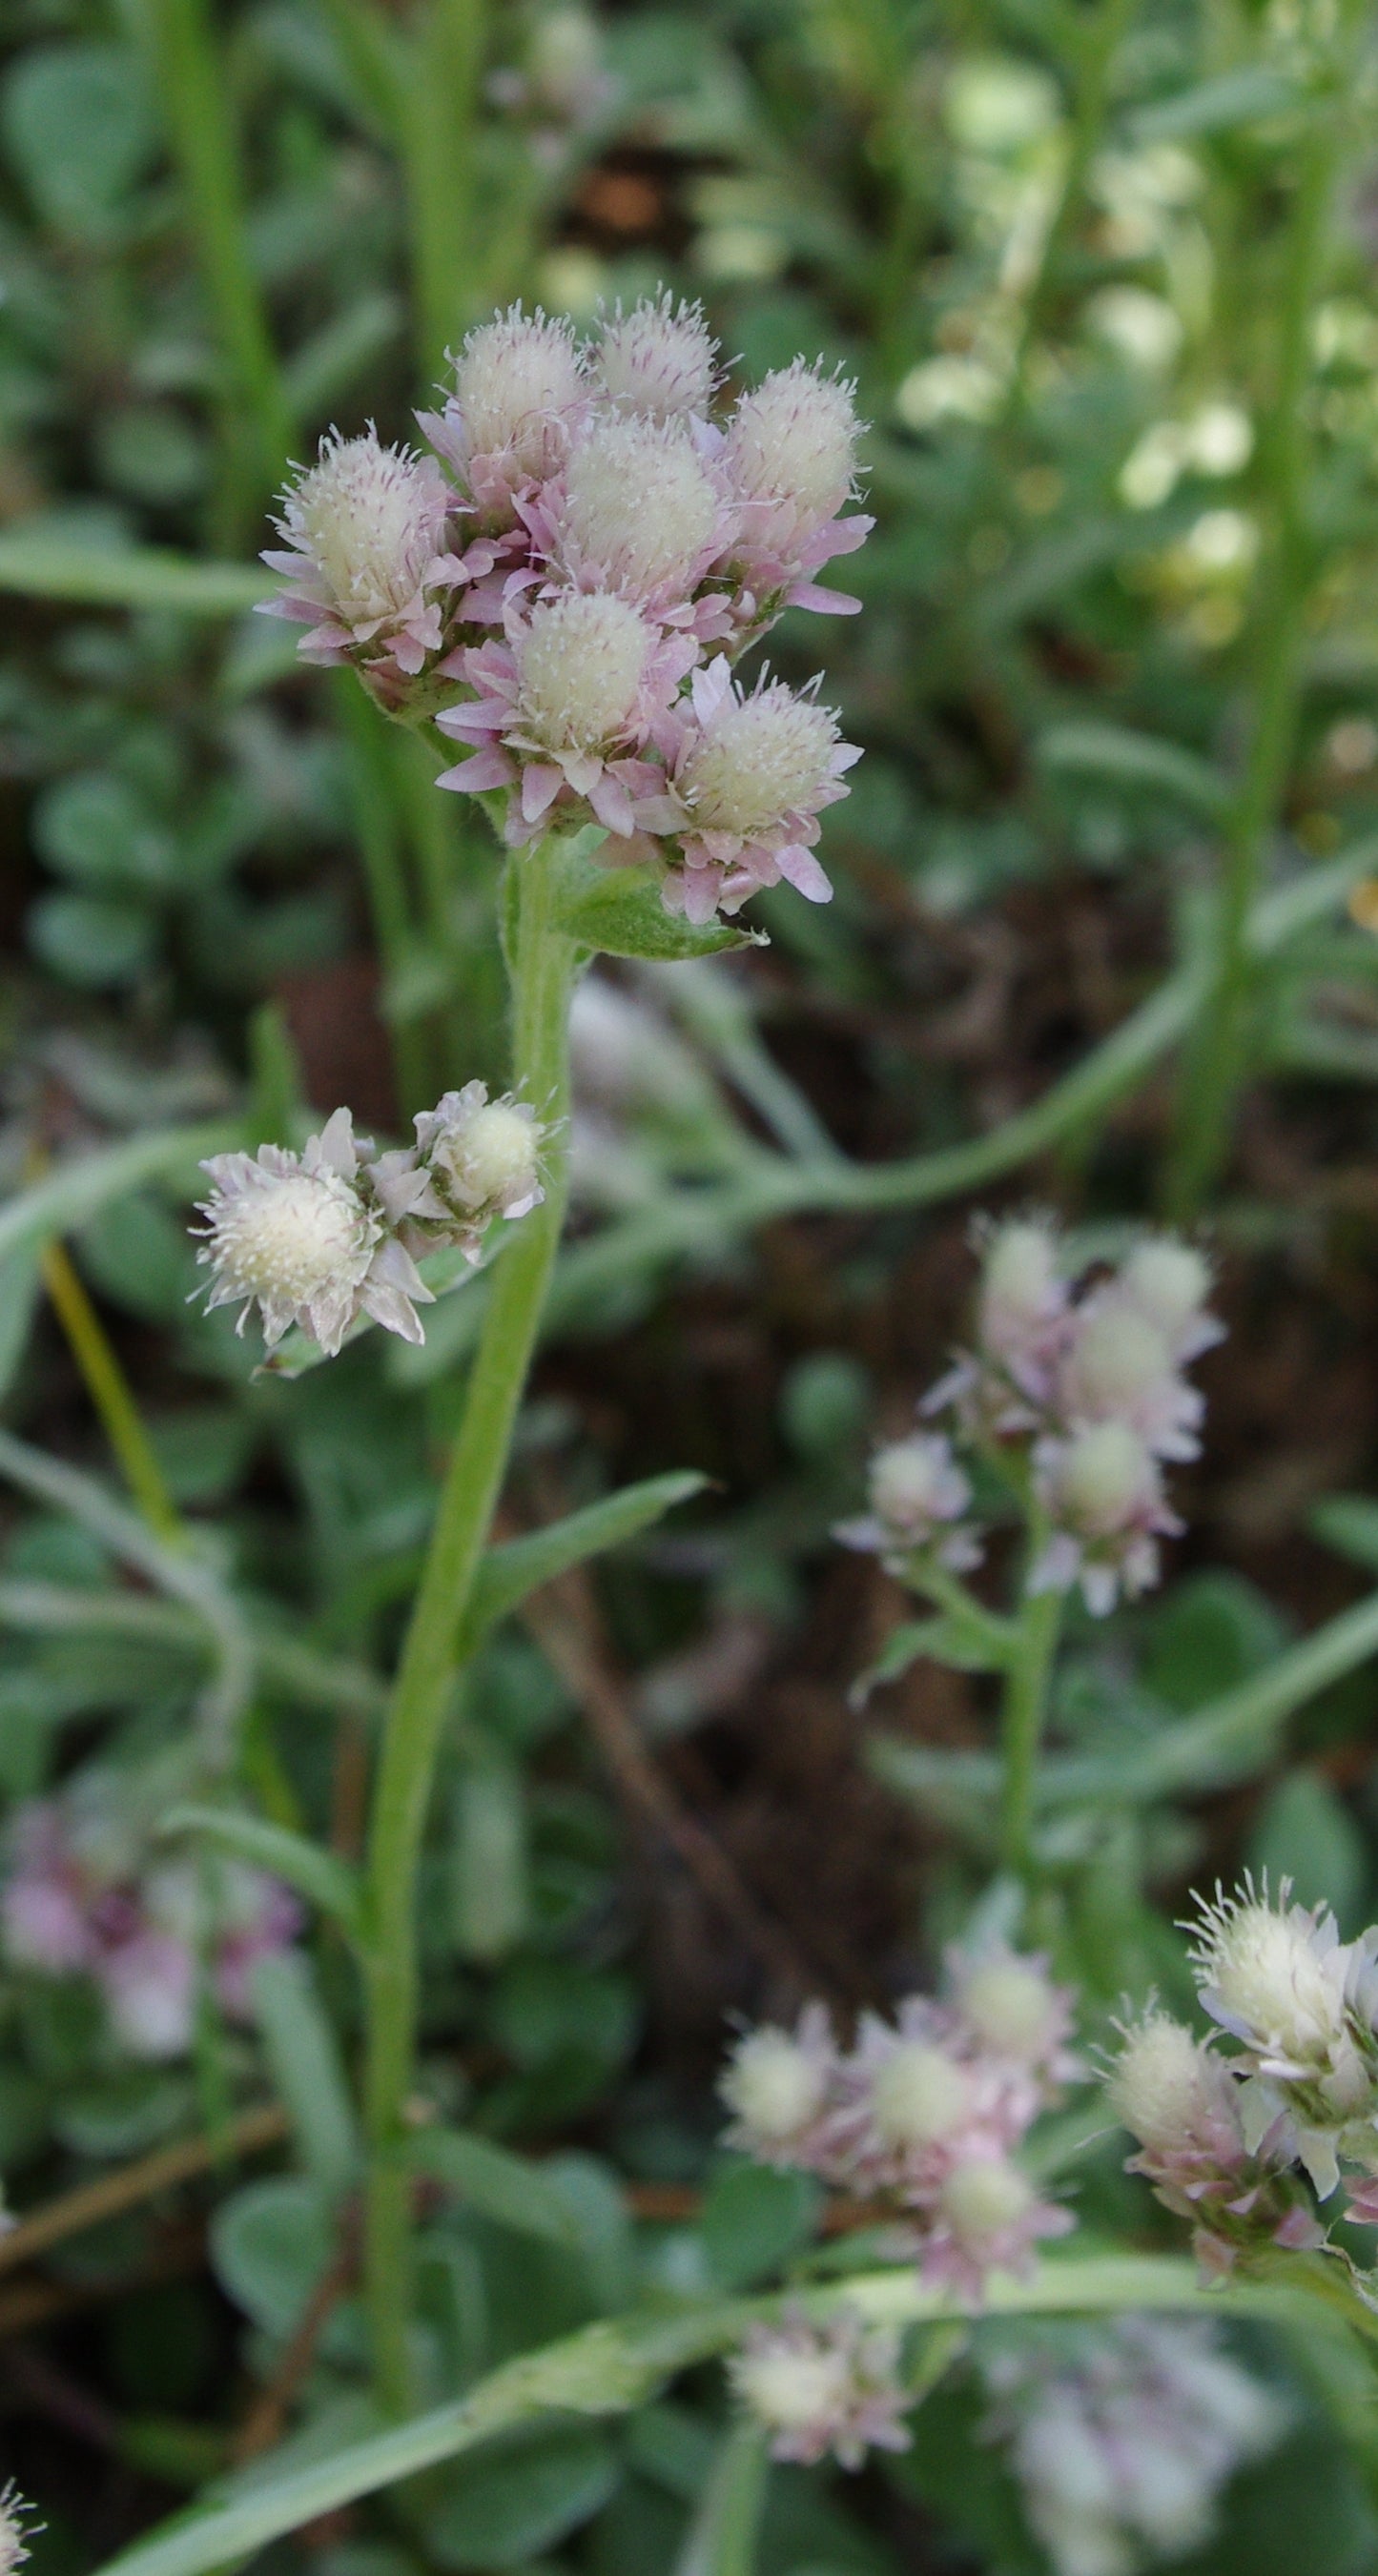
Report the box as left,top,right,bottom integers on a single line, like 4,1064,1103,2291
1120,1237,1213,1339
1187,1881,1348,2073
939,2153,1036,2246
1048,1421,1155,1534
594,292,719,419
516,590,652,750
556,414,721,597
726,359,861,536
438,1099,542,1214
1107,2013,1225,2155
677,678,843,837
977,1218,1066,1386
1061,1305,1173,1421
730,2312,911,2469
720,2023,831,2143
956,1954,1059,2065
870,2040,971,2148
280,431,450,631
868,1433,972,1541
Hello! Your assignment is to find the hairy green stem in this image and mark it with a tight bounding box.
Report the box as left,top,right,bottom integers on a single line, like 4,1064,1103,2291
999,1572,1063,1883
1167,72,1354,1216
360,830,574,2414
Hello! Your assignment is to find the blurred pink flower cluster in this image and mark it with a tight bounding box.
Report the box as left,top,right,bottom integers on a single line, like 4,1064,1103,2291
730,2306,912,2468
1,1777,298,2061
263,296,869,923
720,1942,1079,2300
839,1219,1223,1614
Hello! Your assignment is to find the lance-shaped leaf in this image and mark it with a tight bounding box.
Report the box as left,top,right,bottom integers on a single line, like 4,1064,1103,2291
250,1952,358,2200
1039,722,1229,820
458,1470,709,1651
410,2127,585,2249
549,834,758,961
0,534,270,615
164,1806,365,1945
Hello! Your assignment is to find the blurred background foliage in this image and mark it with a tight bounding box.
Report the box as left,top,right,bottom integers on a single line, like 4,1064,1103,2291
6,0,1378,2566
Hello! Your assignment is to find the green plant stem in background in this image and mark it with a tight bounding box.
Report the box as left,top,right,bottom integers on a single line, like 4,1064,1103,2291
998,1568,1062,1886
1003,0,1136,419
403,0,487,385
1167,69,1356,1217
139,0,295,547
90,2251,1378,2576
360,828,575,2416
335,681,435,1120
39,1239,181,1545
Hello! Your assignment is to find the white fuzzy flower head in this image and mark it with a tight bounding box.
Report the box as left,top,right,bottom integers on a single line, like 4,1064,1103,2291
195,1147,380,1355
870,2039,972,2148
679,679,842,836
1049,1422,1156,1534
438,1099,542,1212
733,2338,851,2437
869,1433,972,1540
1120,1237,1213,1339
939,2153,1036,2247
977,1217,1066,1380
956,1953,1059,2065
1062,1305,1173,1422
721,2023,830,2143
557,414,721,596
1107,2012,1225,2154
0,2484,37,2576
1186,1879,1347,2072
730,2312,911,2470
595,292,719,419
279,429,451,627
516,590,651,750
452,305,586,481
726,359,862,534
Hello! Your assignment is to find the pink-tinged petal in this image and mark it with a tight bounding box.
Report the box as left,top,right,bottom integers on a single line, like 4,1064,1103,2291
631,792,682,835
690,657,734,725
587,771,636,835
561,750,603,798
437,702,510,741
391,632,427,675
256,594,315,624
522,763,565,823
679,866,724,925
785,582,862,615
774,846,833,904
437,746,512,794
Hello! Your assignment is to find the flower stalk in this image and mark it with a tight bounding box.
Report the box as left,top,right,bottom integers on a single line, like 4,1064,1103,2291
360,826,575,2414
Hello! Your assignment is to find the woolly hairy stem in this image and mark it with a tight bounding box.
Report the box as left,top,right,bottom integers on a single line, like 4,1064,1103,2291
1167,42,1359,1216
360,829,574,2416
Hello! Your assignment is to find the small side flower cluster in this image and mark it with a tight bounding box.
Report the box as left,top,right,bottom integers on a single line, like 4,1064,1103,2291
1107,1874,1378,2273
838,1219,1222,1615
0,2483,38,2575
195,1090,546,1357
264,295,870,922
729,2308,911,2468
980,2318,1286,2576
1,1778,298,2061
720,1944,1080,2300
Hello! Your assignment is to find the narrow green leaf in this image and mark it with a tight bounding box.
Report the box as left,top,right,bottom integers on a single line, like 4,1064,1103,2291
674,2421,769,2576
1130,64,1301,140
0,535,270,614
250,1952,358,2200
0,1119,237,1269
459,1471,709,1650
410,2127,583,2249
0,1245,41,1403
164,1805,364,1942
1039,722,1229,819
1310,1494,1378,1574
852,1611,1012,1705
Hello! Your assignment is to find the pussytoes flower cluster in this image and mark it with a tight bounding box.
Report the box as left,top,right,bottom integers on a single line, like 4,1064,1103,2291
1106,1872,1378,2275
0,2484,38,2576
195,1090,546,1357
729,2308,912,2468
840,1219,1222,1614
720,1943,1079,2300
264,295,870,922
980,2318,1286,2576
1,1777,298,2062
